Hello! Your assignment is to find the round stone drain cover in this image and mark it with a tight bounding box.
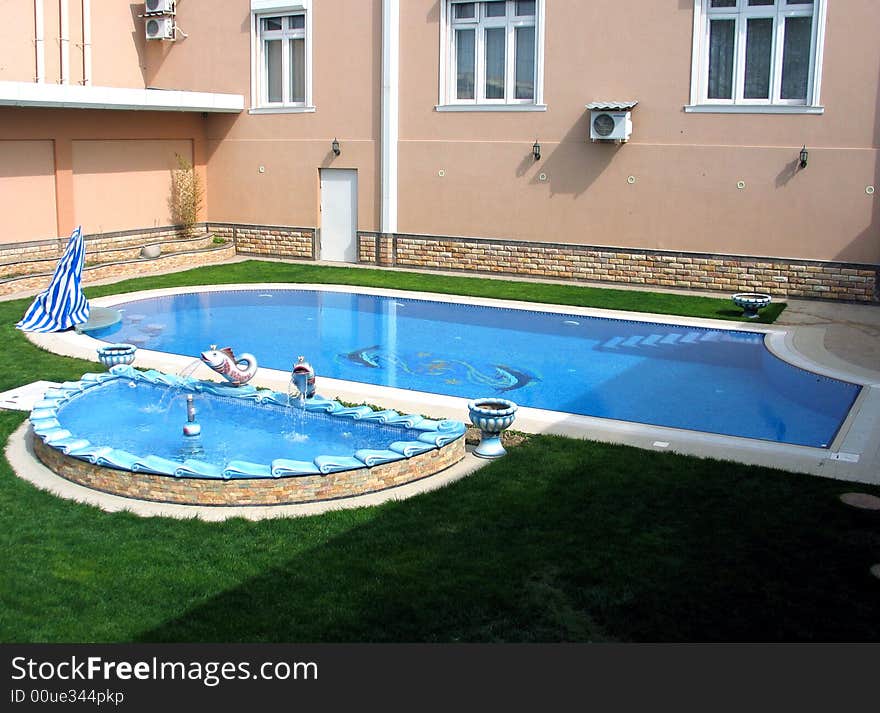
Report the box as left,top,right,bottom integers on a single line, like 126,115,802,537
840,493,880,511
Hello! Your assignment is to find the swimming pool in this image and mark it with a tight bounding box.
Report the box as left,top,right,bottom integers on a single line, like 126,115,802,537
29,366,467,505
91,288,861,448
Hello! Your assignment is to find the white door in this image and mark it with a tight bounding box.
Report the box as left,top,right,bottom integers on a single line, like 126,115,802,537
319,169,358,262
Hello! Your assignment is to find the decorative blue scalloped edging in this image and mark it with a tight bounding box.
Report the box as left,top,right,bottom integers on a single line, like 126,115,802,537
30,365,466,480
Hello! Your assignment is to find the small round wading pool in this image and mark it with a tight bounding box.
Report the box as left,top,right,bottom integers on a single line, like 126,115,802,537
29,366,466,506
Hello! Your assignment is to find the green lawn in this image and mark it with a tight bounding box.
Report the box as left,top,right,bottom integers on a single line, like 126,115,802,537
2,261,877,643
81,260,787,323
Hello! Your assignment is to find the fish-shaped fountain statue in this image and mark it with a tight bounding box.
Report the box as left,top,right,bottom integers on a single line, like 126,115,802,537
291,356,317,399
200,345,258,386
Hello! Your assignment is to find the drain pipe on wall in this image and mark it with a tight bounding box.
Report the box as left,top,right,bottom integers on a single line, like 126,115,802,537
34,0,45,83
59,0,70,84
81,0,91,85
380,0,399,237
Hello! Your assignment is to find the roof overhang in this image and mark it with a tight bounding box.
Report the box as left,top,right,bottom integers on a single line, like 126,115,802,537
0,81,244,113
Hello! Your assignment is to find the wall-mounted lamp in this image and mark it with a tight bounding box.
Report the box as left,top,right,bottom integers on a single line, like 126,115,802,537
799,145,808,169
332,138,340,156
532,140,541,161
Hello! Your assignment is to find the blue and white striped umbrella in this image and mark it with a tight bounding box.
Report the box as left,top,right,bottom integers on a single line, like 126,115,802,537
16,225,90,332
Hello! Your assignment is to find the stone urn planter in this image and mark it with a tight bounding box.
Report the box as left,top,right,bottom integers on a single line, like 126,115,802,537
732,292,771,319
468,397,518,459
96,343,137,369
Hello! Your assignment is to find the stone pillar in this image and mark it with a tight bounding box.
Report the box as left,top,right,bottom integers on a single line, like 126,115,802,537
378,233,396,266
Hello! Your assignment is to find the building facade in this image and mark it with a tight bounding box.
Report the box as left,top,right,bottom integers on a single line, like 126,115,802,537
1,0,878,300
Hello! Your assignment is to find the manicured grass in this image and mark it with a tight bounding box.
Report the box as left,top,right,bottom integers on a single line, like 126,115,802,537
83,260,787,323
3,261,876,644
1,413,877,642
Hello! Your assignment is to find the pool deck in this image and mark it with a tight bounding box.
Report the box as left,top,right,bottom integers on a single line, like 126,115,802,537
19,280,880,487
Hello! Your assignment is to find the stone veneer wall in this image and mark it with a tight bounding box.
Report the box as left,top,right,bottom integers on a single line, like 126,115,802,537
0,244,236,297
210,223,315,260
357,232,879,303
0,225,202,278
34,433,465,507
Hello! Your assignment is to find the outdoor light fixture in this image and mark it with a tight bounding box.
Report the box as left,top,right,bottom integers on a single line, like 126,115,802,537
332,138,340,156
799,145,808,169
533,140,541,161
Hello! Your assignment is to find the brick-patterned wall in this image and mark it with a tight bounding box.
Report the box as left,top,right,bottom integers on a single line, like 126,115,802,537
34,434,465,506
358,232,378,263
0,234,219,280
217,223,315,259
0,244,236,297
359,232,878,302
0,226,204,278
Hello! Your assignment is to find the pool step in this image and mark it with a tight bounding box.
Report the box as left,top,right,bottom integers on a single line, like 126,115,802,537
600,329,728,351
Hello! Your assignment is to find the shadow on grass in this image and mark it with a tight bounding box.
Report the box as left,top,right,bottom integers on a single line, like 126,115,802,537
137,437,880,643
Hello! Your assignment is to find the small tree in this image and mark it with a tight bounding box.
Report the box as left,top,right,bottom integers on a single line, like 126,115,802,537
169,154,204,235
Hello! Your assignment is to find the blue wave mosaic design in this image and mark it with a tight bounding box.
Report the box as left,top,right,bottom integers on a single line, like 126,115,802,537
30,365,466,480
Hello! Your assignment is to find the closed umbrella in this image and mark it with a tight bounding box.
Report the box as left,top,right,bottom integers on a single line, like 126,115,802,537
16,225,90,332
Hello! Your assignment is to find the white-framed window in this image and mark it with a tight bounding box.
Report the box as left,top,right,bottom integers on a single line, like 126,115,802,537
438,0,546,111
688,0,826,113
249,1,314,113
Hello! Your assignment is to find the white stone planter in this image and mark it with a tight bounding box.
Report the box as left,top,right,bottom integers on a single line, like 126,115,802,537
732,292,771,319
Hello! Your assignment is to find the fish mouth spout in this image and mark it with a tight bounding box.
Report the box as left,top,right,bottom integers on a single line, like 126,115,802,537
200,351,222,367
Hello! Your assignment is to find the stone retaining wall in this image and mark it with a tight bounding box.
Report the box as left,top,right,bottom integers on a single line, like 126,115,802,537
0,243,235,297
0,234,219,280
34,433,465,506
357,232,878,302
0,225,201,270
211,223,315,260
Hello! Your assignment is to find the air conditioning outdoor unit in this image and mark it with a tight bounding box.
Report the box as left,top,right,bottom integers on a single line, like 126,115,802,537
144,0,176,14
586,101,638,143
145,16,175,40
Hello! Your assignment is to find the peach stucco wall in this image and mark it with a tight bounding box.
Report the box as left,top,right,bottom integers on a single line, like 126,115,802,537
0,2,38,83
0,1,147,89
394,0,880,264
0,141,58,243
144,0,382,231
90,0,149,88
72,139,193,233
0,107,206,243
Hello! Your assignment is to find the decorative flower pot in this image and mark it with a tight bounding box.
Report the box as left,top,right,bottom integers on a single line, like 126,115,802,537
732,292,771,319
468,397,518,459
96,343,137,368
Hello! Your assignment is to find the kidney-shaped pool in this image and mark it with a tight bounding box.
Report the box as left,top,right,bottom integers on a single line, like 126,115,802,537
89,288,861,448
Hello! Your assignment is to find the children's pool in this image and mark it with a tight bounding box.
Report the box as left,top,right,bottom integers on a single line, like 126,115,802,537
92,288,861,448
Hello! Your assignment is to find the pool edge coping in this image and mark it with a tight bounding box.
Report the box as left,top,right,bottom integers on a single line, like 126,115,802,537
22,282,880,485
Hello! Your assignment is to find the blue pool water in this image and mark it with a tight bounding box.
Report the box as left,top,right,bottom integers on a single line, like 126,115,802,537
93,289,861,448
56,379,428,468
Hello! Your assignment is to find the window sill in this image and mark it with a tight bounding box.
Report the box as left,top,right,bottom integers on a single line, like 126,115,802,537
684,104,824,115
435,104,548,113
249,105,316,114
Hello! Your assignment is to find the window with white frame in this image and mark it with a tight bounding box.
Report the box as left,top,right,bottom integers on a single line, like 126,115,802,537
690,0,825,109
441,0,544,108
252,9,312,110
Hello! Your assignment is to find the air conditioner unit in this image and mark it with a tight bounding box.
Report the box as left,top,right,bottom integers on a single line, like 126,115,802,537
586,101,638,143
145,16,175,40
144,0,175,14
